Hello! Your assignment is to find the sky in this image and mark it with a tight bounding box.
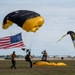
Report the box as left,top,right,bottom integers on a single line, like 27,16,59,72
0,0,75,56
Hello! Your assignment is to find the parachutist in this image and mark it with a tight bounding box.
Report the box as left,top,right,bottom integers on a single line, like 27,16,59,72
10,51,16,69
41,50,48,61
25,49,33,68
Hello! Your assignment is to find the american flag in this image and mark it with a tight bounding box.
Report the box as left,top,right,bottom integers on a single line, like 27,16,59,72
0,33,25,49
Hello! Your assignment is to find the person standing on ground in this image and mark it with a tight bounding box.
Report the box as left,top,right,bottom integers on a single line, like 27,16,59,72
41,50,48,61
10,51,16,69
25,49,33,68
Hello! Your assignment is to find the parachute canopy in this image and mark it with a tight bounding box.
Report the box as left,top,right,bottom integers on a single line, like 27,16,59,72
2,10,44,32
33,61,67,66
57,31,75,48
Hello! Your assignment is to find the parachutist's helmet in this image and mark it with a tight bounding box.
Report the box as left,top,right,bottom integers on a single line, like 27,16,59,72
13,51,15,54
44,50,46,53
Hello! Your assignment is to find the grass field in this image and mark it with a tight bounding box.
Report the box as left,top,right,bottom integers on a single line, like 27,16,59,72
0,59,75,75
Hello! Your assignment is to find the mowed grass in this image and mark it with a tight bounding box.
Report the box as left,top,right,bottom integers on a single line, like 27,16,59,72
0,59,75,75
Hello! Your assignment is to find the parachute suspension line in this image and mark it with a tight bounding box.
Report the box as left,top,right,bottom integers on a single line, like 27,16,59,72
29,31,40,51
5,24,17,36
7,28,13,36
23,31,28,46
29,32,36,50
7,25,22,36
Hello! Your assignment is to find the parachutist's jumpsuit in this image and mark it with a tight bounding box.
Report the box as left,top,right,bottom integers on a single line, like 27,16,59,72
25,50,32,68
41,50,48,61
10,51,16,69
